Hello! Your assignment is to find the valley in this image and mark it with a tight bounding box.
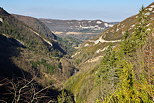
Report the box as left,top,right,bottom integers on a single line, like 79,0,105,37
0,1,154,103
40,19,117,42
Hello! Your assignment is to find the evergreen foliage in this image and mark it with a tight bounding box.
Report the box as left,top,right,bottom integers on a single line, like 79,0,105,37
57,90,74,103
100,7,154,103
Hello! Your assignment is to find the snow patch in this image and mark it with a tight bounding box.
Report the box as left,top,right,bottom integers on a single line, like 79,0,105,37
116,28,119,32
71,52,80,58
150,5,154,8
86,56,103,63
147,28,151,31
146,24,150,27
16,39,25,47
104,23,114,27
96,21,102,24
0,18,3,23
84,43,90,47
109,24,113,27
131,25,135,28
89,36,121,44
148,8,153,11
96,49,103,54
1,34,25,47
96,47,108,53
95,25,99,28
145,12,151,16
1,33,9,37
95,46,114,54
31,29,53,47
81,27,89,29
104,23,109,27
80,25,103,30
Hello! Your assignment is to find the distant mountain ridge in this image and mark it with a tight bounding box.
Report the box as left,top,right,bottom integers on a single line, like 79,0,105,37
40,19,118,40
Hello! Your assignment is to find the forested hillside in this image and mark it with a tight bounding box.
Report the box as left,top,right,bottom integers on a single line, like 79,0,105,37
64,4,154,103
0,8,76,102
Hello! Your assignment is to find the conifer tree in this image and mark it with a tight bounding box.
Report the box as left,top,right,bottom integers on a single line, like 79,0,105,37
102,6,154,103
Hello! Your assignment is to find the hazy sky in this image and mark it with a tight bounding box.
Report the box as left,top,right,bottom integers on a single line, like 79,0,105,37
0,0,153,22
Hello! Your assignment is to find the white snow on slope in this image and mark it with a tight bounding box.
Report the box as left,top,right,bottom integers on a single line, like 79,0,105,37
1,34,24,46
96,46,109,53
116,28,119,32
0,18,3,23
131,25,135,28
145,12,151,16
86,56,103,63
150,5,154,8
109,24,114,27
89,36,121,44
148,8,153,11
104,23,113,27
96,21,102,24
104,23,109,27
31,29,53,46
71,52,81,58
84,43,90,47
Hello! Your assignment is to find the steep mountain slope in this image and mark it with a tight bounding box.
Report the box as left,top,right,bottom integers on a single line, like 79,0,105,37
12,14,67,54
0,34,28,78
0,7,78,102
13,14,56,40
0,6,77,94
64,3,154,103
40,19,117,41
13,14,80,54
70,3,154,69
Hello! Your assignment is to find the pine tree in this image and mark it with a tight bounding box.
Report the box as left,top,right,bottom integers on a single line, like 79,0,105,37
103,6,154,103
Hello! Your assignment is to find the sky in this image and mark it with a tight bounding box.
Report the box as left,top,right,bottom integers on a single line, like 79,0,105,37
0,0,153,22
